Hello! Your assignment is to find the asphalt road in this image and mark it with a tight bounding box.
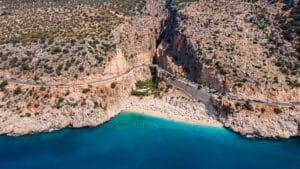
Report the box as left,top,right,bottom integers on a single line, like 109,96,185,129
1,64,299,107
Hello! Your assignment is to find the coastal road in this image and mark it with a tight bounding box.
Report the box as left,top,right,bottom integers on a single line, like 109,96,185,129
165,76,300,107
1,64,299,107
0,64,149,87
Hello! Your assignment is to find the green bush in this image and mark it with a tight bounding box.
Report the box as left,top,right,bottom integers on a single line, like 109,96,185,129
110,82,117,89
0,80,8,91
94,101,99,108
274,108,283,114
82,88,90,94
79,65,84,72
55,97,64,109
63,49,69,54
51,47,62,54
21,64,31,71
13,87,22,95
40,87,46,91
135,79,156,89
56,64,63,75
243,100,253,111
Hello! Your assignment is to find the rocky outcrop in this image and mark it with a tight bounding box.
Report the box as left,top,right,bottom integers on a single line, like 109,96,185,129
223,111,300,139
211,96,300,138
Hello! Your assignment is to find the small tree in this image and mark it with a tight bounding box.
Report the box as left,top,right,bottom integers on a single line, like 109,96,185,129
243,100,253,111
79,65,84,72
13,87,22,95
111,82,117,89
82,88,90,94
274,108,283,114
0,80,8,91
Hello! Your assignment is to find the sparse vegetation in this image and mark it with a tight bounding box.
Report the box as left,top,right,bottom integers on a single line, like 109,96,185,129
13,87,22,95
110,82,117,89
55,97,64,109
243,100,253,111
82,88,91,94
131,79,158,97
0,80,8,91
274,108,283,114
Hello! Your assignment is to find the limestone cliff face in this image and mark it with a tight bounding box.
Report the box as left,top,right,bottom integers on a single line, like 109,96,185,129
105,0,167,74
155,0,300,138
156,25,225,92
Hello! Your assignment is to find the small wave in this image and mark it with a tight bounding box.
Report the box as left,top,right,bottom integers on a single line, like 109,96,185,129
48,128,59,133
6,133,20,137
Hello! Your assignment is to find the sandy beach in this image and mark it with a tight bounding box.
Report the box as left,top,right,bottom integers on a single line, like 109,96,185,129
122,108,223,128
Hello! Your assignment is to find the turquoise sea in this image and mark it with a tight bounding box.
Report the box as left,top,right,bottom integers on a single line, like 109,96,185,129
0,112,300,169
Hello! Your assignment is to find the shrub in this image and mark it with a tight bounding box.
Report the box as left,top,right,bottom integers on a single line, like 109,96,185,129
13,87,22,95
94,101,99,108
110,82,117,89
63,49,69,54
55,97,64,109
274,108,283,114
0,80,8,91
82,88,90,94
79,65,84,72
235,82,244,87
243,100,253,111
40,87,46,91
56,64,63,76
135,79,155,89
44,64,54,74
51,47,62,54
64,61,72,71
197,85,202,90
235,102,241,108
21,64,31,71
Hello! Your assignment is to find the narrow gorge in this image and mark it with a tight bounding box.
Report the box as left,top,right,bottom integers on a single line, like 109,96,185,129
155,0,225,92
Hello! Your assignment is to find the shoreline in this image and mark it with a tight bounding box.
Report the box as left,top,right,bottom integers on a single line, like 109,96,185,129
121,108,223,128
3,109,223,137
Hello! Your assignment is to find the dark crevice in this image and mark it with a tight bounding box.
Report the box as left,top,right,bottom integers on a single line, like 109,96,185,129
154,0,201,80
153,0,225,92
155,0,177,48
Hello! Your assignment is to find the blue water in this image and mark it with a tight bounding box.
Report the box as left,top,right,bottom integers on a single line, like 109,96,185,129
0,112,300,169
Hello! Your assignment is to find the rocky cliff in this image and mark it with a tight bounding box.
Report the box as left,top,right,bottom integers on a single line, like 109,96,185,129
0,0,300,138
0,0,170,135
155,0,300,138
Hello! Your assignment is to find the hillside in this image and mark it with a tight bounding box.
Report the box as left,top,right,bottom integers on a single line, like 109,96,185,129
155,0,300,137
0,0,300,138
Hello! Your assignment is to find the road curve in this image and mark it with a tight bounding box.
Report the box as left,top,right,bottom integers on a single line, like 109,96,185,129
0,64,299,107
0,64,151,87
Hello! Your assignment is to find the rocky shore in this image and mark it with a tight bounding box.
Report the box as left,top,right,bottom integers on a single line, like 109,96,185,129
0,91,222,136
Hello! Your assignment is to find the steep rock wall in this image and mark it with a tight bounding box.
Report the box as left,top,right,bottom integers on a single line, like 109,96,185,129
105,0,167,74
155,19,225,91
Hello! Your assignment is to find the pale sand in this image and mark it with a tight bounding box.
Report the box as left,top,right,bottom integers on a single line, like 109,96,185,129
121,108,223,128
